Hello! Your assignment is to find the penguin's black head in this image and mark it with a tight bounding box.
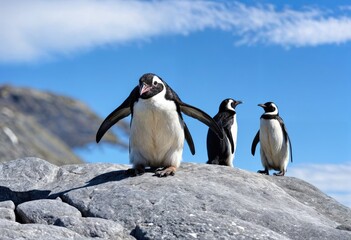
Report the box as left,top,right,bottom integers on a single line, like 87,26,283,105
139,73,165,99
219,98,242,112
258,102,279,115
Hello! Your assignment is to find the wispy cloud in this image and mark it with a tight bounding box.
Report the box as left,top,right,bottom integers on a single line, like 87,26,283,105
1,1,351,63
288,162,351,207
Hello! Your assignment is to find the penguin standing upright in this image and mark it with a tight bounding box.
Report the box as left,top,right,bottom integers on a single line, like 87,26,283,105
251,102,293,176
96,73,223,177
207,98,242,167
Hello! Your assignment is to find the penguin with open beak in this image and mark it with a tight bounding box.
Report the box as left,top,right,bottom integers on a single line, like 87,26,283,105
96,73,223,177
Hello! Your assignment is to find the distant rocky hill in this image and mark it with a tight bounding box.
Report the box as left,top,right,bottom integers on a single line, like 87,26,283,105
0,85,128,165
0,158,350,239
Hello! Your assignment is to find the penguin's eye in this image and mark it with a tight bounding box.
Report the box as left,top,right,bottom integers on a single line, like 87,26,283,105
153,81,158,86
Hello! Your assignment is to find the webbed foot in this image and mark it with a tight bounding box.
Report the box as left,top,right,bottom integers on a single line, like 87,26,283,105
273,171,285,176
257,169,269,175
154,166,176,177
126,165,145,177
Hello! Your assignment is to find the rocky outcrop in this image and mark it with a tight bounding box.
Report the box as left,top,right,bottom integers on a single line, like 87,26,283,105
0,158,350,239
0,85,128,165
0,201,16,222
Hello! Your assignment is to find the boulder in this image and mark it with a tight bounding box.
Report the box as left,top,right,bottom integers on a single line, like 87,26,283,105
17,199,82,224
0,200,16,222
0,219,89,240
0,158,350,239
54,216,134,240
0,85,127,165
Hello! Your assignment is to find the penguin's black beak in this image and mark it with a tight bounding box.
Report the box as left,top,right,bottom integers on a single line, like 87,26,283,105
258,103,266,108
139,82,151,96
236,100,243,106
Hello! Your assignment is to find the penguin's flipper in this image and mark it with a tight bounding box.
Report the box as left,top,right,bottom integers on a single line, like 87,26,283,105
223,127,235,154
277,116,293,163
183,121,195,155
288,135,293,163
179,103,224,139
96,86,139,143
251,130,260,156
277,116,288,142
219,113,235,154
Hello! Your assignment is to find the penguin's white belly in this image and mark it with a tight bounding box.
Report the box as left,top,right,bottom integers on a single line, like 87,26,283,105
130,97,184,168
259,119,289,170
225,119,237,167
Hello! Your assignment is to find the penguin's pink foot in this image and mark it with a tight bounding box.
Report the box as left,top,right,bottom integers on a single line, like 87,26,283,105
155,166,176,177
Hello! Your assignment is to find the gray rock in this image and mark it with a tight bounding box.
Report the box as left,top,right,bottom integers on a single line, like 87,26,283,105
0,200,15,210
0,106,82,165
0,201,16,222
0,158,350,240
337,225,351,231
61,164,351,240
0,158,56,204
17,199,82,224
0,208,16,221
0,219,88,240
54,216,134,240
0,85,127,165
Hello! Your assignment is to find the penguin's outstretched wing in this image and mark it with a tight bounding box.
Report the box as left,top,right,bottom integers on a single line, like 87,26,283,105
179,102,224,140
277,116,293,163
251,131,260,156
183,121,195,155
96,86,139,143
164,84,223,153
164,85,223,139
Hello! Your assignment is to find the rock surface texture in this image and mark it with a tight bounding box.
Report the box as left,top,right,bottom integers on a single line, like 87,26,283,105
0,158,350,239
0,85,128,165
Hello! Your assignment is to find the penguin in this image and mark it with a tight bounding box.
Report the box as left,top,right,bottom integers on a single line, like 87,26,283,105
206,98,242,167
96,73,223,177
251,102,292,176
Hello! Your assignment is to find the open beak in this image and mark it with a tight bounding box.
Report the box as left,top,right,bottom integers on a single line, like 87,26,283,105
139,83,151,96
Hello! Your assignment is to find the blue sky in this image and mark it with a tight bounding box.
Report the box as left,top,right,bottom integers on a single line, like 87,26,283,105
0,1,350,206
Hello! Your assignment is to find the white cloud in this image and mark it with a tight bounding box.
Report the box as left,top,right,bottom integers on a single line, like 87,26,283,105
288,162,351,207
1,1,351,63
